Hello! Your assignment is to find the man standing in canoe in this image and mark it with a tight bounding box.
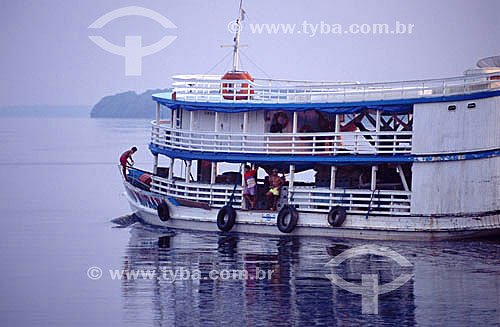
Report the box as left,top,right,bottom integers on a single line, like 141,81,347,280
120,147,137,178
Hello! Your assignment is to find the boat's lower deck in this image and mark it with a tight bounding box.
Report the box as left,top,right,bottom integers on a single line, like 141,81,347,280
124,181,500,241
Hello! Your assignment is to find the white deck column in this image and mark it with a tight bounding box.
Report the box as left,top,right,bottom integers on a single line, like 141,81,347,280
331,115,341,205
241,162,247,210
243,112,249,132
292,111,298,153
189,111,194,150
156,102,161,125
330,166,337,190
210,162,217,184
334,114,341,154
169,108,176,181
169,158,175,180
154,102,161,175
371,165,378,191
288,164,295,204
397,164,410,192
211,112,219,185
375,110,381,153
243,112,249,152
185,160,192,183
371,110,381,190
153,155,158,174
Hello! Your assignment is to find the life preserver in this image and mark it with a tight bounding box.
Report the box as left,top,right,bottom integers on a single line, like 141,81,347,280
157,202,170,222
277,205,299,233
221,71,254,100
327,206,346,227
217,205,236,231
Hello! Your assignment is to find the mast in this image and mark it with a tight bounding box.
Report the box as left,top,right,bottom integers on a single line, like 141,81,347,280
231,0,244,71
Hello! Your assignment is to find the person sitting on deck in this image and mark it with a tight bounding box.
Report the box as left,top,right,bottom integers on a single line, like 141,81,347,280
266,168,285,211
120,147,137,178
243,165,257,210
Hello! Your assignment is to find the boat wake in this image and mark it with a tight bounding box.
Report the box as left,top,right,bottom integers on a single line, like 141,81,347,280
110,214,141,227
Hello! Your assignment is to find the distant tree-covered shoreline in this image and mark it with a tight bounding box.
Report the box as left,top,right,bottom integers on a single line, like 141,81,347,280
90,89,170,118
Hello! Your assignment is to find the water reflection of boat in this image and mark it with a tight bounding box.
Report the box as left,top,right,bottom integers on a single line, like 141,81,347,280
118,224,499,326
120,224,418,325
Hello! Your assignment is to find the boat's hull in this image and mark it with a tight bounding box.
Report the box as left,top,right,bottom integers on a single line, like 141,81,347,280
124,181,500,241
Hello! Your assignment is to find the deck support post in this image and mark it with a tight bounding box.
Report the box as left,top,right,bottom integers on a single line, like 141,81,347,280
169,158,174,180
210,161,216,185
292,111,298,153
371,165,378,191
330,166,337,190
243,112,249,151
185,110,194,183
397,164,410,192
375,110,381,153
185,161,192,183
243,112,249,133
334,114,341,154
370,112,381,197
211,112,220,185
153,101,161,174
156,102,161,125
169,107,176,180
331,115,341,206
153,155,158,174
288,164,295,204
330,166,337,207
242,162,247,209
189,111,194,151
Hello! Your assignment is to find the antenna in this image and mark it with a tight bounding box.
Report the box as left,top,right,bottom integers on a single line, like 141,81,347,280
232,0,243,71
221,0,247,72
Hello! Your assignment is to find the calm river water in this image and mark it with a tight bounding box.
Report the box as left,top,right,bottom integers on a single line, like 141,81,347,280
0,117,498,326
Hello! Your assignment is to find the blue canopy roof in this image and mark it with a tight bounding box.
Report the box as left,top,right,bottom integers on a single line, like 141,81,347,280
152,92,413,114
152,89,500,115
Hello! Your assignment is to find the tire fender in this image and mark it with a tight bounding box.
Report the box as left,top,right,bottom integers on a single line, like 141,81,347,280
157,202,170,222
217,205,236,232
327,206,346,227
277,205,299,233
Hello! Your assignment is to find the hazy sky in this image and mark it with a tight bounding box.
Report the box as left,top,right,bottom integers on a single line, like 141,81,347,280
0,0,498,106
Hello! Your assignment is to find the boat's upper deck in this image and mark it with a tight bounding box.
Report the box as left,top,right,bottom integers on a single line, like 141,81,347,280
149,71,500,164
156,72,500,106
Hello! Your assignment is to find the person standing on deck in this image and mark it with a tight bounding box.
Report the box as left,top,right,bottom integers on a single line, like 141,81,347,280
243,165,257,210
120,147,137,178
266,168,285,211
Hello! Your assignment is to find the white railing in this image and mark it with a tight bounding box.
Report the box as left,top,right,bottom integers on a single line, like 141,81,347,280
289,187,411,216
171,72,500,104
151,123,412,155
150,176,243,209
148,176,411,215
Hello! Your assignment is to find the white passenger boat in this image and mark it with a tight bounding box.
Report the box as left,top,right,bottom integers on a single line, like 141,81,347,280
121,4,500,240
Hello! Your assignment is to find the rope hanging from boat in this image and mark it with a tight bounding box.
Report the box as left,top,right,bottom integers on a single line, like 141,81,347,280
182,160,196,182
365,189,381,220
227,163,244,207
